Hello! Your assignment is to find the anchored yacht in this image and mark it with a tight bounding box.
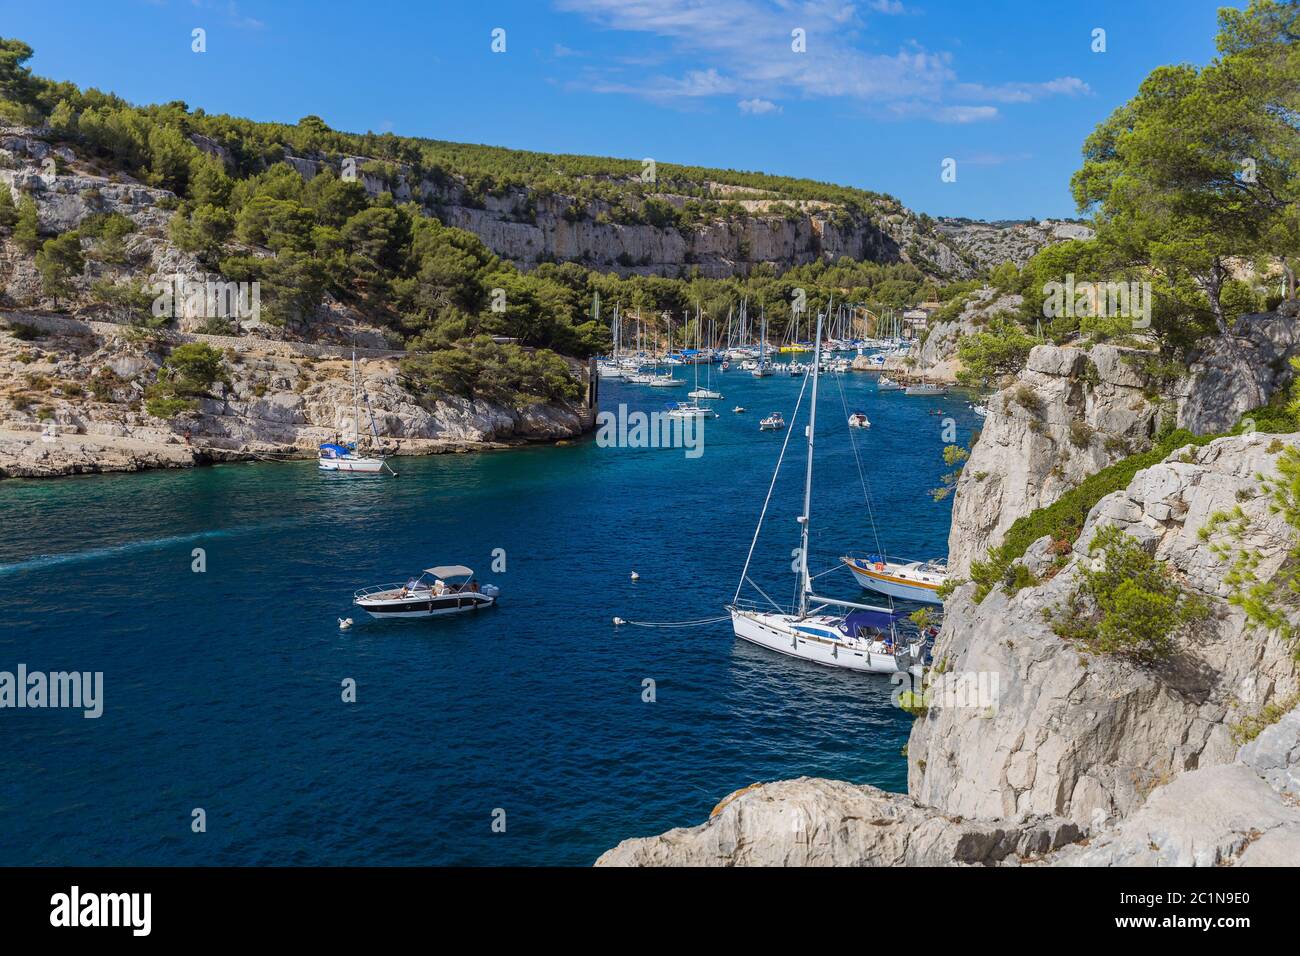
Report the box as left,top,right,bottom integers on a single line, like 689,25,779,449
728,306,928,676
843,555,947,605
354,565,499,619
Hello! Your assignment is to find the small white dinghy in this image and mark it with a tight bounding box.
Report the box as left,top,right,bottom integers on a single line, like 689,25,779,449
848,412,871,429
354,565,499,619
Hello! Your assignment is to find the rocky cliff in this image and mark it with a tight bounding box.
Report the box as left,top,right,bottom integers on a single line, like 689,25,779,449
600,431,1300,866
937,218,1094,272
0,315,587,479
947,313,1300,576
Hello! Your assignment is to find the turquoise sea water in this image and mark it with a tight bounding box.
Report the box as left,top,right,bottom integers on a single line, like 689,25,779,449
0,363,979,865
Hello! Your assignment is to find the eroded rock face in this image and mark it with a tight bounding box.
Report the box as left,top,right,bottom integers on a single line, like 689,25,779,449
1176,314,1300,435
1049,709,1300,866
595,777,1080,867
0,325,589,478
916,433,1300,826
905,288,1023,383
946,343,1160,576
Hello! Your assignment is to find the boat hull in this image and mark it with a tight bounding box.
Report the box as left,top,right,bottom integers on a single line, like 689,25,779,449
844,560,944,604
319,457,385,473
355,592,497,619
730,609,915,674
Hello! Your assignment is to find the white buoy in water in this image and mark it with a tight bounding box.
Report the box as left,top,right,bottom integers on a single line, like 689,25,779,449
630,571,640,581
339,617,353,630
613,617,626,627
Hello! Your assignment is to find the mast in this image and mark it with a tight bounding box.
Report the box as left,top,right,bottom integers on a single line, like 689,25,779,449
352,348,361,451
798,305,827,617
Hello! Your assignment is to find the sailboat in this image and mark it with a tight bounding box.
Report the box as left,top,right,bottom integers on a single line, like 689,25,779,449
751,308,771,377
689,312,723,400
318,350,395,475
727,310,928,675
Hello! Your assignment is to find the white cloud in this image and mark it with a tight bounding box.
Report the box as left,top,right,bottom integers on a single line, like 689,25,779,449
738,98,782,114
552,0,1082,122
934,105,999,123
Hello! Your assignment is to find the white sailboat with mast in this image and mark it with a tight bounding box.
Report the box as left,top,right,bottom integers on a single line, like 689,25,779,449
727,308,927,675
318,350,396,475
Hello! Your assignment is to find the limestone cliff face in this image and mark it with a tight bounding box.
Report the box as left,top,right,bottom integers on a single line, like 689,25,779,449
947,313,1300,577
946,343,1161,576
599,433,1300,866
0,319,587,478
937,219,1094,272
903,287,1023,383
916,434,1300,826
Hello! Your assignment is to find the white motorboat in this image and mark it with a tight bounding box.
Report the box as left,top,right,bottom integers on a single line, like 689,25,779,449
759,412,785,431
842,555,947,605
732,405,746,414
728,305,927,676
667,401,718,419
848,412,871,428
904,382,949,397
354,565,500,619
876,376,904,392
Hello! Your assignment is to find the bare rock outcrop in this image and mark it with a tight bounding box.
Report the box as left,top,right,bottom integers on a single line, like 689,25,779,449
595,777,1080,867
1049,708,1300,866
946,342,1161,575
1176,313,1300,434
917,433,1300,826
904,287,1023,383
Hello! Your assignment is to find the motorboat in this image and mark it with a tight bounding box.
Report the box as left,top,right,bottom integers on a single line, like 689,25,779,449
646,374,684,387
876,376,904,392
354,565,500,619
667,401,718,419
759,412,785,431
904,382,949,397
848,412,871,428
732,406,746,414
842,555,947,605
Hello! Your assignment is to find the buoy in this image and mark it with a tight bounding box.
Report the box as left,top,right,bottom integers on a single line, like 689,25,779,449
630,571,640,581
613,617,626,627
338,617,353,630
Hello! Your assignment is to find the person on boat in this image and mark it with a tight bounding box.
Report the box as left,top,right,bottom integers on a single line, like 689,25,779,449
433,579,447,596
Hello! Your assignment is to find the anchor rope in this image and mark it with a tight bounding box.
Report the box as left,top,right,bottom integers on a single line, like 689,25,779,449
617,615,732,628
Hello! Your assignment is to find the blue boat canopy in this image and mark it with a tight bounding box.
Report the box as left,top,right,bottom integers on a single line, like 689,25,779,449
319,443,353,458
839,608,904,636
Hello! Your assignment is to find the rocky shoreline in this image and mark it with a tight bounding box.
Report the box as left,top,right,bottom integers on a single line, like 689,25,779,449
0,314,592,480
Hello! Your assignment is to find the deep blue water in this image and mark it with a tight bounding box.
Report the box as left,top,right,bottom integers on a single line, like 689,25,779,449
0,363,978,865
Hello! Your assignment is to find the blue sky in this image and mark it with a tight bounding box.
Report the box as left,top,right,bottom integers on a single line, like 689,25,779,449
4,0,1234,219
